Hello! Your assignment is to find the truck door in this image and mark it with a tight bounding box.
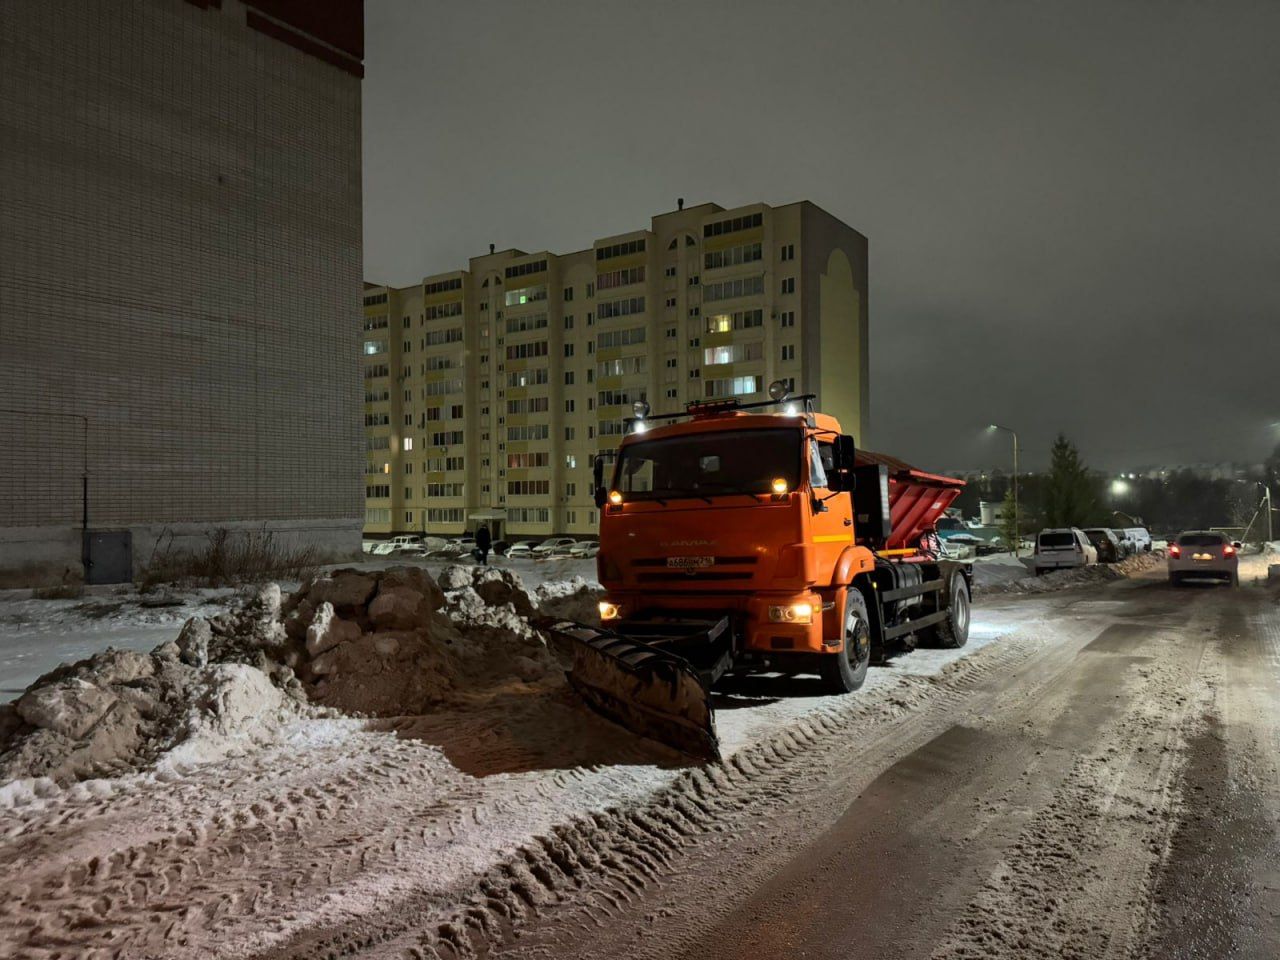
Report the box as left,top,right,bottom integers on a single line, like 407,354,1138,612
809,437,854,576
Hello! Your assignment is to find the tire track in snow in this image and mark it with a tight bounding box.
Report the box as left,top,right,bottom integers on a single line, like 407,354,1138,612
252,630,1055,960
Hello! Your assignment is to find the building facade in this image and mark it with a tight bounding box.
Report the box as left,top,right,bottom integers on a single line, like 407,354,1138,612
363,200,869,540
0,0,365,586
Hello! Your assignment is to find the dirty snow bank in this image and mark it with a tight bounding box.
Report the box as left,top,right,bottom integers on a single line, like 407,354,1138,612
976,551,1162,596
971,552,1033,591
291,565,559,717
0,565,590,798
0,585,310,791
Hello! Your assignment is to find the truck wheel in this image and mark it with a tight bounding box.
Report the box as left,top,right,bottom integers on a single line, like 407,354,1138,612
935,575,970,649
819,589,870,694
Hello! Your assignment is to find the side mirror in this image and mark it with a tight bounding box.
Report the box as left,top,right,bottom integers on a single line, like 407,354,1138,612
593,458,607,508
827,434,857,492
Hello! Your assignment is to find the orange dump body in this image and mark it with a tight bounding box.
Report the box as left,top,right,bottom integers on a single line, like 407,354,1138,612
854,449,966,550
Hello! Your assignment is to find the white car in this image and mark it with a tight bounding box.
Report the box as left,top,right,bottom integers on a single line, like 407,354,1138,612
1123,527,1152,552
532,537,576,558
402,536,448,557
385,535,424,554
568,541,600,558
1168,531,1240,586
1033,527,1097,573
505,540,538,559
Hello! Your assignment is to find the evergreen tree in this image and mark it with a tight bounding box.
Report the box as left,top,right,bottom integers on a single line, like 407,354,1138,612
1044,433,1097,527
997,486,1019,552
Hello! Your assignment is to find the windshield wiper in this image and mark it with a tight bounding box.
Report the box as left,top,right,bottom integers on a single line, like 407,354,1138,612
684,480,764,499
654,488,712,504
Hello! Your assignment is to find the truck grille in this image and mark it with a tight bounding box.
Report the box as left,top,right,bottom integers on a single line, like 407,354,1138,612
630,556,759,567
629,556,758,584
635,570,755,583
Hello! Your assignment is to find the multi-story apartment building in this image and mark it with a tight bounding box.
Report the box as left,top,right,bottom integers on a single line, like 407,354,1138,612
0,0,365,586
363,200,868,540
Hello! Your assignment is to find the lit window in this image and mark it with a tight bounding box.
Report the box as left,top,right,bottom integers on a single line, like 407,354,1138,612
403,438,413,451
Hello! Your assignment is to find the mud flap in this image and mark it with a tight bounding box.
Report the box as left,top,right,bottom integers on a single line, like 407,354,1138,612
536,619,721,762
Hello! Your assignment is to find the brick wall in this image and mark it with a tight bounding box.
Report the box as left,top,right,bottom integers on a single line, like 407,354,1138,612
0,0,364,584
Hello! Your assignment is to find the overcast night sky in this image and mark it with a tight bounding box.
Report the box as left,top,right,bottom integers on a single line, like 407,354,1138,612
362,1,1280,474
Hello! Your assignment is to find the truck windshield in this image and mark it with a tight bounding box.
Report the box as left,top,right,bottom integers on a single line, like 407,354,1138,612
613,428,802,501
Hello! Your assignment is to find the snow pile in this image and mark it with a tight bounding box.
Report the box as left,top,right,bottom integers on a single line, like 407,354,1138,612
0,585,311,788
0,565,596,794
971,553,1033,591
285,566,558,717
977,551,1161,596
534,575,605,623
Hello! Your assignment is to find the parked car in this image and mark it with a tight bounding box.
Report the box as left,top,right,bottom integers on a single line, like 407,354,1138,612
505,539,538,560
1083,527,1124,564
1033,527,1097,573
532,536,576,558
404,536,448,557
1124,527,1153,553
381,535,423,555
568,541,600,558
1109,529,1135,557
370,540,397,556
1168,531,1240,586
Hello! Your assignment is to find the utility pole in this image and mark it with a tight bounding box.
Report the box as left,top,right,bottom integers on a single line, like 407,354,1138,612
1267,484,1274,543
990,424,1019,554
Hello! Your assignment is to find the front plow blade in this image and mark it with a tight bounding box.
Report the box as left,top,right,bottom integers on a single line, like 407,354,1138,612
538,619,720,762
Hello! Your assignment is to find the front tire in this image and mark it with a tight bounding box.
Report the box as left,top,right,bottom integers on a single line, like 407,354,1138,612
935,574,971,649
819,588,871,693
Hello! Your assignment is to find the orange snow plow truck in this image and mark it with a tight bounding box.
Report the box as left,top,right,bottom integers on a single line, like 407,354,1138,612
540,384,971,762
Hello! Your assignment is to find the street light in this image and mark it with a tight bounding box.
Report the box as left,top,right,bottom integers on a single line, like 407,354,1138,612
988,424,1019,554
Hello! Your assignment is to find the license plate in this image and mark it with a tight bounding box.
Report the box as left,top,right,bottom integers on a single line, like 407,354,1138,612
1192,553,1214,561
667,556,714,568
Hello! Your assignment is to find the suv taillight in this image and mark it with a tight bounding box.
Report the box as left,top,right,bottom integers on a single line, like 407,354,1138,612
1223,544,1236,556
1169,544,1181,558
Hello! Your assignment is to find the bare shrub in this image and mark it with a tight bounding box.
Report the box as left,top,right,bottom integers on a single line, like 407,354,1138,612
139,527,322,589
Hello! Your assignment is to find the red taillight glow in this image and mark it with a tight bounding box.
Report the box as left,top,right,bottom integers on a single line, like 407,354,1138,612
1223,544,1236,556
1169,544,1181,558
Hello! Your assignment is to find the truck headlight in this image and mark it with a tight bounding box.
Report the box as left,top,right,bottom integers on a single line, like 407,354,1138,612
598,601,623,621
768,601,813,624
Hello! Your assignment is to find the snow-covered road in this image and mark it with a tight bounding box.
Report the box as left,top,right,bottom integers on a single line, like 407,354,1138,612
2,554,1276,960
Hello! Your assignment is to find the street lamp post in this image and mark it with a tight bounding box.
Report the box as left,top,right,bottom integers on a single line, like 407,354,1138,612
989,424,1019,554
